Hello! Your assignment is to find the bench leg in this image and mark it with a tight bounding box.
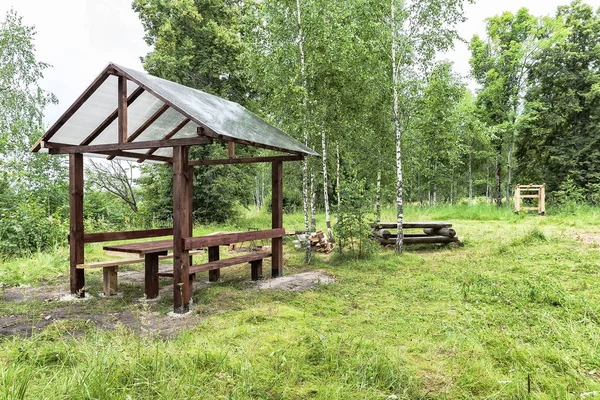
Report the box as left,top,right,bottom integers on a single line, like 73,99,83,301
208,246,220,282
145,253,159,299
102,266,118,296
250,259,263,281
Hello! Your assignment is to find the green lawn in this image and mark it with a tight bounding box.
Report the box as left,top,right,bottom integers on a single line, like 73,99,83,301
2,205,600,399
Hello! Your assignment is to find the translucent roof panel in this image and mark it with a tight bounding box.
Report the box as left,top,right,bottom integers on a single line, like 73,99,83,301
114,64,318,156
51,77,138,145
36,63,318,159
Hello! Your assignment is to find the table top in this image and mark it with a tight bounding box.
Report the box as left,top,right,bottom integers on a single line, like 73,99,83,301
103,239,173,255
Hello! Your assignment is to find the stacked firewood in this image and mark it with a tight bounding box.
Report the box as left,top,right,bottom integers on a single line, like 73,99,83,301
294,230,334,253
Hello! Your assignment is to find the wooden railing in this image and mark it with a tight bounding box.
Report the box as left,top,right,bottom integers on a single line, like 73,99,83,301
182,228,285,250
70,227,174,244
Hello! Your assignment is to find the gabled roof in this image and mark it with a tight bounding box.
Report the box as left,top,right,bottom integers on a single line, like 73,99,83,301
32,63,318,160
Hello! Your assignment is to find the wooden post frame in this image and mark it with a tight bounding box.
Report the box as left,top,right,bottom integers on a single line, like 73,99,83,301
271,160,283,277
208,246,220,282
118,75,128,144
172,146,192,313
69,153,85,296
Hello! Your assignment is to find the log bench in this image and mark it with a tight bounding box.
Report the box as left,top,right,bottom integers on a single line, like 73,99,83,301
373,222,462,246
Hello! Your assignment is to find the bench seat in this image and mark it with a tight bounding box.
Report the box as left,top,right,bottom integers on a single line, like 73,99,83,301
157,252,271,280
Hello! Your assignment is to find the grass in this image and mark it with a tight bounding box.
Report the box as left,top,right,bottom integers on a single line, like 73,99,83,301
2,204,600,398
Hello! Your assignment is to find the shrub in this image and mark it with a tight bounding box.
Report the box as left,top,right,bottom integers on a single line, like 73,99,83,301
0,201,67,257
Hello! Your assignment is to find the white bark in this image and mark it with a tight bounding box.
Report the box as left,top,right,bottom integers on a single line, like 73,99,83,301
391,0,404,255
376,169,381,223
310,172,316,232
336,142,341,253
468,151,473,205
295,0,310,263
321,127,333,242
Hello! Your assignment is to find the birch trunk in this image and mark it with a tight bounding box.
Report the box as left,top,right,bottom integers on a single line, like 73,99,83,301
295,0,310,263
376,169,381,223
391,0,404,255
310,172,316,232
321,127,333,242
336,142,341,253
468,151,473,205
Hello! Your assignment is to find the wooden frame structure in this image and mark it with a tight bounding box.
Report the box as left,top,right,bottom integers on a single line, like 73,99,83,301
32,63,317,313
514,184,546,215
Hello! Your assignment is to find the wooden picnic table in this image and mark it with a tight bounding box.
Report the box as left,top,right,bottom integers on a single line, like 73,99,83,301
104,240,173,299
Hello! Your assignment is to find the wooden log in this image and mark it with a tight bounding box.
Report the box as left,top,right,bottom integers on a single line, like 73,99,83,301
372,228,392,239
46,136,212,154
375,222,452,229
375,236,459,245
423,227,456,238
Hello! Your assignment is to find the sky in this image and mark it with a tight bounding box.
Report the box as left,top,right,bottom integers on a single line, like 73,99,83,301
1,0,600,127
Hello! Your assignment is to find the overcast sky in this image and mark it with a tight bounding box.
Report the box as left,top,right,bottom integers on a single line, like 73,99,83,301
1,0,599,127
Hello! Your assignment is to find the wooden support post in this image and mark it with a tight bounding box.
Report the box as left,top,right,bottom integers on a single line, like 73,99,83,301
539,184,546,215
117,75,128,144
145,253,160,299
208,246,220,282
228,142,235,158
514,185,521,213
188,166,195,280
69,153,85,297
251,259,263,281
173,146,191,313
271,160,283,277
103,266,118,296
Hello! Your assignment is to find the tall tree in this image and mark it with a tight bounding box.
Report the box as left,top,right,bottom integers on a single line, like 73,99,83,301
385,0,468,253
516,1,600,197
469,8,558,206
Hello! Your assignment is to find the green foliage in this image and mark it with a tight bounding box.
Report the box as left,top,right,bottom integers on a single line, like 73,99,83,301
335,174,376,259
0,201,66,257
516,1,600,199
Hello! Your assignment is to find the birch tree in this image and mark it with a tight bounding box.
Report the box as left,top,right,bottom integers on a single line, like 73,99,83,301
385,0,468,253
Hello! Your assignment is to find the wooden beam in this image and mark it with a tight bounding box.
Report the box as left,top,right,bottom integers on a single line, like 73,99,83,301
189,155,303,166
228,142,235,158
31,67,112,152
80,87,145,146
172,146,191,313
271,160,283,277
183,228,286,250
107,102,170,160
118,76,128,144
112,64,219,138
196,127,304,156
139,118,191,162
45,136,212,154
208,246,220,282
97,150,171,163
69,153,85,297
129,104,170,143
80,227,173,244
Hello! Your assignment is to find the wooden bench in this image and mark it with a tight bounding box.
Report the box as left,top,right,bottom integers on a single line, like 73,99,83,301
76,250,203,296
99,228,285,299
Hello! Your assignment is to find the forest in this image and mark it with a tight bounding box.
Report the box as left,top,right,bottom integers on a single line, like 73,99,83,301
0,0,598,257
2,0,600,398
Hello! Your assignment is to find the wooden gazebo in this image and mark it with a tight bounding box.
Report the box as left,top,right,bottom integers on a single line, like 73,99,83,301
31,63,317,313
